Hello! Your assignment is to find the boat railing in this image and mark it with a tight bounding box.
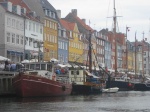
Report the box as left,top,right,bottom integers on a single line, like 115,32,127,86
113,76,130,82
57,76,70,84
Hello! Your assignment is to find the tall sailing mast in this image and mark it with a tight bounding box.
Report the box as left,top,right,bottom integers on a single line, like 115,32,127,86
113,0,117,73
88,30,92,73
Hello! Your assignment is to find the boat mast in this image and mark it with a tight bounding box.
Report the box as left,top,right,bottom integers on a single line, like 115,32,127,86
135,32,137,76
89,30,92,73
113,0,117,74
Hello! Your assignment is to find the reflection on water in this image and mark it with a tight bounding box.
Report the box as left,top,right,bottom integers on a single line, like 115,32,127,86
0,91,150,112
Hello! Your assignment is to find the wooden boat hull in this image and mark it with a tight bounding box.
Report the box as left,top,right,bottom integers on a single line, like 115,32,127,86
12,73,72,97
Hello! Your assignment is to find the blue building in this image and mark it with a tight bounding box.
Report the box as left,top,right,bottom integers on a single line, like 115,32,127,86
57,10,68,64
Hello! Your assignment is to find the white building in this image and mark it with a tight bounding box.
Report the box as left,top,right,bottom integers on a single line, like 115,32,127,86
0,2,24,62
24,12,43,61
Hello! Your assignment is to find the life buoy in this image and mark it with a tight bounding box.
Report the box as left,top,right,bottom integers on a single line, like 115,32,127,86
62,86,66,91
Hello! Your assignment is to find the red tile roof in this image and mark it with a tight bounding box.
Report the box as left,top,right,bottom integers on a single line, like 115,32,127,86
69,13,93,32
0,0,30,13
60,19,75,31
0,0,41,23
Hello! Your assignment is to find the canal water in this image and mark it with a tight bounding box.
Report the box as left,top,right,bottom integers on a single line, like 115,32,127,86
0,91,150,112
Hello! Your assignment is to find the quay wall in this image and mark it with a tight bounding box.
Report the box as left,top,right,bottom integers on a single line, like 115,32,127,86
0,71,17,96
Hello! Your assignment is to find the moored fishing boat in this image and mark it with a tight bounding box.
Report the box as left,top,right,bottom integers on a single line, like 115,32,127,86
12,62,72,97
69,67,102,95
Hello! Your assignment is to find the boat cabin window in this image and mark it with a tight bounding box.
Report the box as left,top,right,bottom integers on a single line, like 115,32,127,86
71,71,74,75
36,64,40,70
47,64,52,72
30,64,35,69
25,64,29,69
41,64,46,70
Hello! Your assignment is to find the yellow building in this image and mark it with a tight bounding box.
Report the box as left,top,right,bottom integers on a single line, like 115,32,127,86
60,20,83,64
128,51,134,72
43,18,58,61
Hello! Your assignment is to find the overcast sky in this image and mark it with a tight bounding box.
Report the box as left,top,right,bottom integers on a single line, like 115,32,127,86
48,0,150,42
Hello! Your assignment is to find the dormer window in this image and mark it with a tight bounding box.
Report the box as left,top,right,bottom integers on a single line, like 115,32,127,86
45,9,47,16
53,13,55,18
70,31,72,38
49,11,51,17
51,12,53,18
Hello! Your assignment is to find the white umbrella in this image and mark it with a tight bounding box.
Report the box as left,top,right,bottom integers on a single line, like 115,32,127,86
50,58,59,63
21,59,30,63
0,56,10,61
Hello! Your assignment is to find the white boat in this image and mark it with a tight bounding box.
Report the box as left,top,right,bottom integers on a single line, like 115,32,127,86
102,87,119,93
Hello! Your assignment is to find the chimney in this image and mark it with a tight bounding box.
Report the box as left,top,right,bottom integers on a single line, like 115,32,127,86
82,19,86,23
71,9,77,16
7,2,12,12
56,10,61,19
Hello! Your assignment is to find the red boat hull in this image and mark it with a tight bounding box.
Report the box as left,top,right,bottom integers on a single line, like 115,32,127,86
12,74,72,97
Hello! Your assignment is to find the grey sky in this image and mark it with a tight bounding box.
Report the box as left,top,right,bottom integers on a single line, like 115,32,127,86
48,0,150,42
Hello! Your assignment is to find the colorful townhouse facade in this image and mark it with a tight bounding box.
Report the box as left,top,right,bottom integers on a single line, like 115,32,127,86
65,9,94,67
57,10,69,64
60,19,83,65
24,0,58,61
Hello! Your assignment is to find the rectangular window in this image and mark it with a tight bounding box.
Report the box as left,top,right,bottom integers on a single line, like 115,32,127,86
40,25,42,34
44,34,46,41
21,36,24,45
55,23,57,30
50,21,52,28
12,33,15,43
12,19,15,28
47,21,49,27
7,17,11,26
33,23,35,32
16,35,19,44
16,21,19,29
44,20,46,27
25,22,27,29
7,32,10,42
66,44,67,50
29,22,31,30
20,22,23,31
55,36,57,43
36,24,39,33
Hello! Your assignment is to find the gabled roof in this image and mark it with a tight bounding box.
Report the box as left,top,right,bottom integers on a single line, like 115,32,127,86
0,0,30,13
0,0,41,23
40,0,56,12
60,19,75,31
65,13,93,32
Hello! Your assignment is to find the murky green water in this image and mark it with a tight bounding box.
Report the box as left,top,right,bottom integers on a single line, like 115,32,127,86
0,91,150,112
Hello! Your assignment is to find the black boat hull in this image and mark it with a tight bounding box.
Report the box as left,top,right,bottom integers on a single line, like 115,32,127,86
133,83,150,91
106,81,134,91
71,84,102,95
